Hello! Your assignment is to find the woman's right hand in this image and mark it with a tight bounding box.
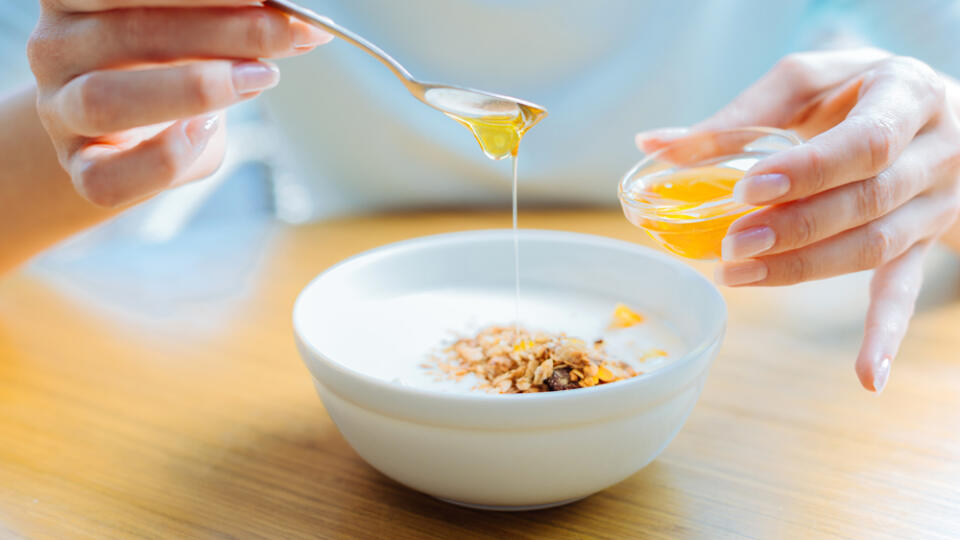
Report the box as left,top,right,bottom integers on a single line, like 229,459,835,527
28,0,331,208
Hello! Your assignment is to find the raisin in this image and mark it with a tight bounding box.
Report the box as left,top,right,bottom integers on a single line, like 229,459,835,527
545,367,579,391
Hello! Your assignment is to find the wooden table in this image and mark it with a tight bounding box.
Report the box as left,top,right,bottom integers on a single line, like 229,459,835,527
1,210,958,539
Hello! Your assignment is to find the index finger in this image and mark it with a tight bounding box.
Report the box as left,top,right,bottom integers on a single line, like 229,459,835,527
736,57,945,206
50,0,259,12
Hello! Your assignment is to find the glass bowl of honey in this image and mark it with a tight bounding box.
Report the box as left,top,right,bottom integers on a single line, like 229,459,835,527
619,127,803,260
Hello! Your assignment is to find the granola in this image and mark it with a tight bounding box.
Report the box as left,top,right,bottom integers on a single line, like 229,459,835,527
426,326,640,394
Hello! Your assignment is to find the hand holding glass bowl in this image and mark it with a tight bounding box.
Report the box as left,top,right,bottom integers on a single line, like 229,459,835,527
625,48,960,394
620,127,803,261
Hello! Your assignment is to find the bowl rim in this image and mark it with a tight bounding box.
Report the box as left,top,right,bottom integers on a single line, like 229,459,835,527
293,229,726,414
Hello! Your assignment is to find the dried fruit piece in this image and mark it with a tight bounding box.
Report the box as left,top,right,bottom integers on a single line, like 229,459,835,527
597,365,616,382
640,349,669,362
611,303,645,328
545,367,579,391
513,340,535,352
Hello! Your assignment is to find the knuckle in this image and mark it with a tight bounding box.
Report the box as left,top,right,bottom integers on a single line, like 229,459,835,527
26,24,64,81
860,223,896,269
772,52,815,91
884,55,946,104
861,115,899,173
884,55,935,80
25,31,47,68
34,97,59,129
247,11,289,55
790,206,819,247
911,61,946,102
780,253,814,284
774,53,809,77
247,11,271,53
155,133,194,185
153,140,184,183
927,70,947,104
184,65,228,110
882,55,924,73
802,143,828,194
856,175,895,220
75,73,112,131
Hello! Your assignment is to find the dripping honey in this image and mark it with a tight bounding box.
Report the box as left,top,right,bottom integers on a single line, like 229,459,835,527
445,102,546,334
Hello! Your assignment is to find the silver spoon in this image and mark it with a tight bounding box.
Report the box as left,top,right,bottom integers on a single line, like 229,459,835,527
263,0,547,126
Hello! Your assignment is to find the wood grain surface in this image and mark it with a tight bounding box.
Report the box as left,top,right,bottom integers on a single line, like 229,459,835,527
1,210,958,539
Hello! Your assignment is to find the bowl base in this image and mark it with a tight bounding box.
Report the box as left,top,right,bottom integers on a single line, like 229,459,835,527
435,495,589,512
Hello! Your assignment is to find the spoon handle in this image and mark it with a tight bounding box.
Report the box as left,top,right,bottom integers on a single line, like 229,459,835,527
264,0,414,82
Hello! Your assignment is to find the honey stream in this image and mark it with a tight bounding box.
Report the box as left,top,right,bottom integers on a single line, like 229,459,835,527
444,103,546,337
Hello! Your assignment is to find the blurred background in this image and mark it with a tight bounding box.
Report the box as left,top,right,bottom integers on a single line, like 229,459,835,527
2,0,959,330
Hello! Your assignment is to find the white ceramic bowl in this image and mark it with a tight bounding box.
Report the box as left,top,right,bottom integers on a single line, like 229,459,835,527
294,230,726,510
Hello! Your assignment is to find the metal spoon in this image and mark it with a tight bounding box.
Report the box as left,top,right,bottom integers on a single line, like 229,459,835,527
263,0,547,125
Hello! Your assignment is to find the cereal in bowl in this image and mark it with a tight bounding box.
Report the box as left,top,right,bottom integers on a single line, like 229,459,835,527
425,326,640,394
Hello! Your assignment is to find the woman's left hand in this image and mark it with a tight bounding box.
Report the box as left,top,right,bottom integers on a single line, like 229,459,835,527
637,48,960,393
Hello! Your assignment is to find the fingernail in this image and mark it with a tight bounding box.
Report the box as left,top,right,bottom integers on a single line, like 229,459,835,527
722,226,776,261
184,114,219,149
733,174,790,204
714,260,768,286
292,23,333,49
232,62,280,94
873,356,891,393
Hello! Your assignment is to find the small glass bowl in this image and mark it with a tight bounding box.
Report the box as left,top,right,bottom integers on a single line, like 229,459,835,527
619,127,803,260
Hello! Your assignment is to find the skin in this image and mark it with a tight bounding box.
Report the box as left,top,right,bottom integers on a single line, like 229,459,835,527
638,48,960,393
0,0,332,273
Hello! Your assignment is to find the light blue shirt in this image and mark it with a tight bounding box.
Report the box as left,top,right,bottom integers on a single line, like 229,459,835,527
0,2,37,96
263,0,960,219
2,1,959,220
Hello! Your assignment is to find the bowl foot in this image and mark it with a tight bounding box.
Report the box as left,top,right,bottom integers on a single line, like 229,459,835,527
435,495,589,512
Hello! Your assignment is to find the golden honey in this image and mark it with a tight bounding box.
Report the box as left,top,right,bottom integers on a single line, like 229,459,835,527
620,127,802,260
445,103,546,160
623,166,758,260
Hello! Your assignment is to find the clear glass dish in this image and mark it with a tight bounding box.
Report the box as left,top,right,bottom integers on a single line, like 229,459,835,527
619,127,803,260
